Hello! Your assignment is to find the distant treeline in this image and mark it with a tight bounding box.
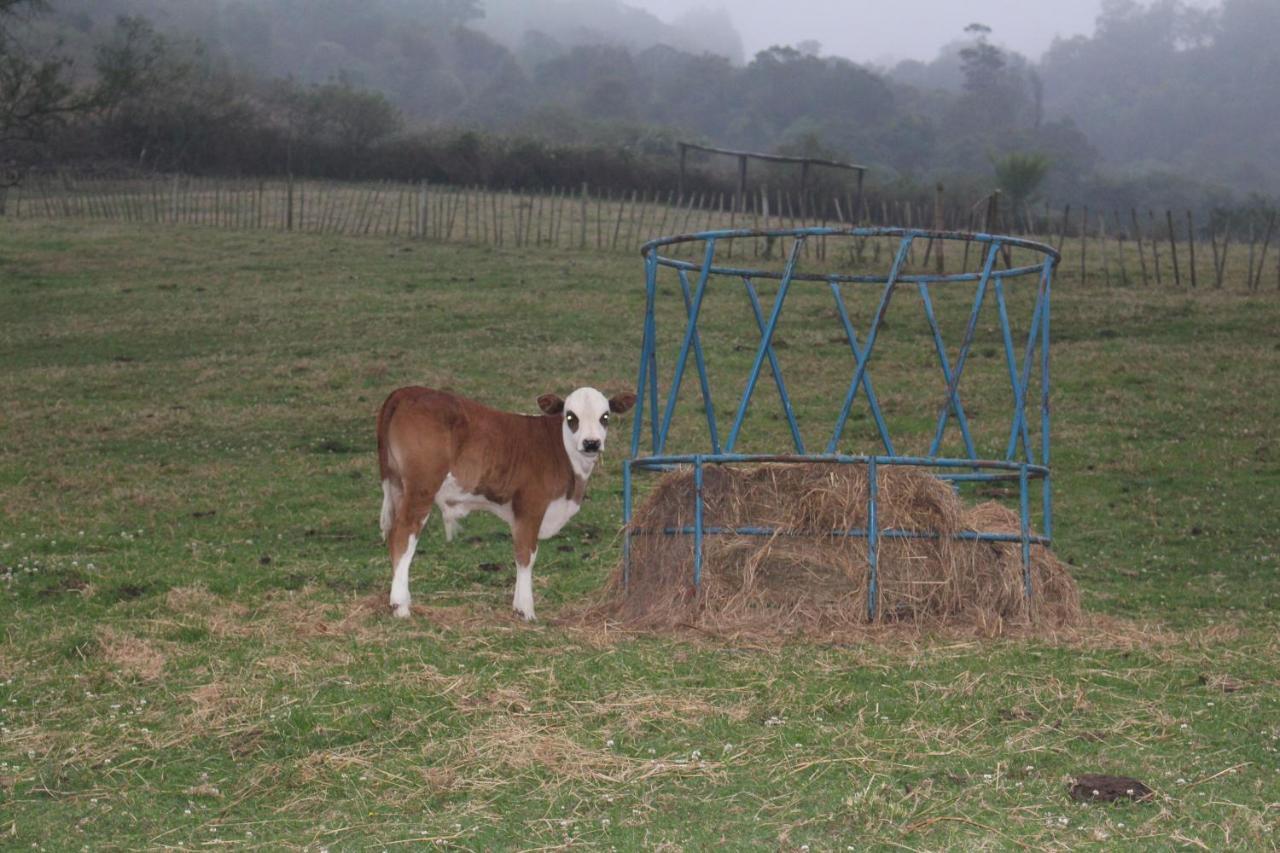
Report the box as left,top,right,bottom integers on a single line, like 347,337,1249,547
6,0,1280,216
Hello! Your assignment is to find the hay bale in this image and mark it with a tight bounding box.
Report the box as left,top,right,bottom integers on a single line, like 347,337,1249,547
588,463,1079,637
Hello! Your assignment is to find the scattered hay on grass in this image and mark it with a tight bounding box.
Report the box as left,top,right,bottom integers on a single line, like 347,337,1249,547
165,585,250,638
95,625,166,680
578,463,1080,640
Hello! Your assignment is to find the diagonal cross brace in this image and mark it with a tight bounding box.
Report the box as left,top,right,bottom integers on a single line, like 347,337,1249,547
743,277,805,453
918,282,979,460
656,239,718,453
827,235,913,454
928,242,1000,459
724,237,806,452
825,281,895,455
678,268,722,453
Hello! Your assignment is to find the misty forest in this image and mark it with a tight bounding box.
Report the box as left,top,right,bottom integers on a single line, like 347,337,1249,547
3,0,1279,214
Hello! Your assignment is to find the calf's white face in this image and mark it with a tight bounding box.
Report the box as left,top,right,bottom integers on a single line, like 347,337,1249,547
538,387,636,475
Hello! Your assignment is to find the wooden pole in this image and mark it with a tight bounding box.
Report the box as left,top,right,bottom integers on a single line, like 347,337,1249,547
1098,212,1111,286
1080,205,1088,283
580,182,589,249
1216,224,1230,289
1149,210,1163,286
1165,209,1181,288
1186,210,1197,289
1253,211,1276,291
736,154,747,214
1113,210,1129,286
677,144,687,201
1131,208,1149,287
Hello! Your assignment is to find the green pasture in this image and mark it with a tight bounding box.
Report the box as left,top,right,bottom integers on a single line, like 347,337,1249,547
1,220,1278,849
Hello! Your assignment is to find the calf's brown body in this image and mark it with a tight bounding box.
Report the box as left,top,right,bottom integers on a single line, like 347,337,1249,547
375,385,636,619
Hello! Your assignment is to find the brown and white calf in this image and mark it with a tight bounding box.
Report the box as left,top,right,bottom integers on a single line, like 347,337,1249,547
376,386,636,620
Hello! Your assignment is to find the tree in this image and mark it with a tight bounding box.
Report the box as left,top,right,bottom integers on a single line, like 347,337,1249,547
992,151,1051,219
0,0,91,178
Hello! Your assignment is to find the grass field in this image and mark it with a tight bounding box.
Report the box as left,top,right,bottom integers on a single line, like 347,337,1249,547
1,220,1278,850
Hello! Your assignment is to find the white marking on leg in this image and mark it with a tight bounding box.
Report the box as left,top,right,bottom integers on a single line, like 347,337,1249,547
390,533,417,618
379,479,398,542
442,512,461,542
538,496,581,539
513,549,537,621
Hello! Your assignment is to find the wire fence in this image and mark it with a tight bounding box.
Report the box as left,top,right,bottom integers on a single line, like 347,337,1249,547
3,174,1275,291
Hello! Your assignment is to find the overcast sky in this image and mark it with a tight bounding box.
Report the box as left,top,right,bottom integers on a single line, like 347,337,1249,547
630,0,1217,65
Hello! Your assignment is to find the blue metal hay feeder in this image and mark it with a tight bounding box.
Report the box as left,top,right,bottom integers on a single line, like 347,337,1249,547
622,227,1059,619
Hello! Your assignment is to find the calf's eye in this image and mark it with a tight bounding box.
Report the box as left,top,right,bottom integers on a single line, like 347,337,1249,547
600,413,610,425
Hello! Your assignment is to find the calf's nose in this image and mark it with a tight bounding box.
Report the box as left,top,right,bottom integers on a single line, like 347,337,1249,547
582,438,601,453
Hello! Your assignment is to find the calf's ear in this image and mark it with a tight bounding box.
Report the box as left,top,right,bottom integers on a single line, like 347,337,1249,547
608,392,637,414
537,393,565,415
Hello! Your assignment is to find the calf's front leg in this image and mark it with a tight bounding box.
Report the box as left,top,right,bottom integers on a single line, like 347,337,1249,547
511,513,542,621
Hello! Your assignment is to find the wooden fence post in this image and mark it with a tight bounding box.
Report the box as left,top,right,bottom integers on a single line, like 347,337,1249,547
1186,210,1197,289
1149,210,1163,286
1080,205,1088,283
1254,211,1276,291
1165,209,1181,288
1130,208,1148,287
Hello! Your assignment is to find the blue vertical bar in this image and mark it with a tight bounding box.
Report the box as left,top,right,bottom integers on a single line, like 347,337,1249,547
725,238,806,452
1041,257,1054,540
743,277,805,453
828,236,913,454
993,280,1032,459
1019,463,1032,601
648,308,659,453
693,457,705,589
678,268,721,453
827,281,894,455
867,457,879,620
632,249,657,458
657,239,717,453
928,242,999,458
1005,266,1049,462
622,458,633,590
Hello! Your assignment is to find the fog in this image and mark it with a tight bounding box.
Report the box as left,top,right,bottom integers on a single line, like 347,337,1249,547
10,0,1279,205
631,0,1218,64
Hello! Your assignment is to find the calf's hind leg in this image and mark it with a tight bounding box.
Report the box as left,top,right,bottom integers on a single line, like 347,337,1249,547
387,470,446,618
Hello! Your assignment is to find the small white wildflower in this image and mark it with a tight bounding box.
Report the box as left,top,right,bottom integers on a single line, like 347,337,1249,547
605,739,614,748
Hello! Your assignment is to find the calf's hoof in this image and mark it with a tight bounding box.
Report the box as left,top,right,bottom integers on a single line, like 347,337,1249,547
391,602,412,619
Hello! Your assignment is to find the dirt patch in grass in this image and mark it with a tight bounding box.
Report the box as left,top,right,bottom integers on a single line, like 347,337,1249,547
95,626,166,681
